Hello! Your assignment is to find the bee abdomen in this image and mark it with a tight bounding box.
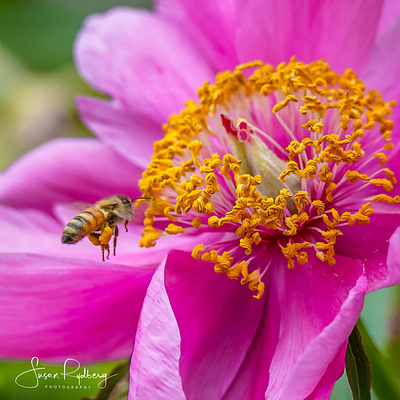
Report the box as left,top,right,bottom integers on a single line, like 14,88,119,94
62,209,104,244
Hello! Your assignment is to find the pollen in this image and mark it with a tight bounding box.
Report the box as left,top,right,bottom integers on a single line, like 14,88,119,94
99,226,113,245
138,58,398,299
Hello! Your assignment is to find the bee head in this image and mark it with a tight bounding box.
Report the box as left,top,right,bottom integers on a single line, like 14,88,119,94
112,195,134,220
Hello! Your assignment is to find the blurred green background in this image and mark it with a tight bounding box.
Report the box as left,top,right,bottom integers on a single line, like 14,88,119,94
0,0,152,171
0,1,399,399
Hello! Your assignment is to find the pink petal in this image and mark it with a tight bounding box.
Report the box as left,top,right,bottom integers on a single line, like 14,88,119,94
224,254,365,399
375,226,400,290
277,275,367,399
219,259,281,400
304,344,347,400
267,257,365,399
129,256,186,400
0,253,154,363
236,0,383,73
0,204,65,255
156,0,239,71
0,138,142,213
77,97,163,168
376,0,400,38
334,214,399,292
361,18,400,186
362,17,400,102
74,8,214,126
109,230,223,269
165,251,265,398
130,250,265,399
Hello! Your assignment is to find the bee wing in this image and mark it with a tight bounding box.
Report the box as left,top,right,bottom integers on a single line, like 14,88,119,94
130,200,148,224
112,200,148,223
113,207,134,221
54,201,94,225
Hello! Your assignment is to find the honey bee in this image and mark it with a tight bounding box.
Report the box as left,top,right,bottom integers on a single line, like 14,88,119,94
62,194,151,261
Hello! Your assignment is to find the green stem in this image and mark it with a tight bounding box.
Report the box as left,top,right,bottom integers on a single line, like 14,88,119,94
357,319,400,399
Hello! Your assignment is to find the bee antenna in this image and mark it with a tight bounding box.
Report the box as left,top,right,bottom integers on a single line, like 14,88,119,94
131,197,152,201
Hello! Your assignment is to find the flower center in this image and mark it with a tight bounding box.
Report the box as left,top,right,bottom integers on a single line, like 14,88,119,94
138,58,398,299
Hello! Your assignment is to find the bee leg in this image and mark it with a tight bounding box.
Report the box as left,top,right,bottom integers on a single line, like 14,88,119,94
87,233,104,261
113,225,119,256
106,244,110,260
101,243,110,260
99,226,113,262
101,244,105,262
88,232,101,246
124,219,129,232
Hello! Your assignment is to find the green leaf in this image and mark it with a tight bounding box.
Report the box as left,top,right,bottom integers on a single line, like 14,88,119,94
81,360,130,400
105,377,129,400
357,319,400,400
345,325,372,400
0,0,152,72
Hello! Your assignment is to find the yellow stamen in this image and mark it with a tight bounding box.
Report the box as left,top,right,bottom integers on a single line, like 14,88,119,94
385,169,397,184
322,209,340,230
191,244,205,259
326,182,337,202
375,152,387,165
191,217,202,228
282,242,312,269
294,191,310,211
370,179,393,192
302,119,324,134
341,203,374,226
316,242,336,266
319,166,333,183
372,194,400,204
138,58,397,299
272,94,298,113
283,214,299,236
345,170,370,184
312,200,325,215
165,224,185,235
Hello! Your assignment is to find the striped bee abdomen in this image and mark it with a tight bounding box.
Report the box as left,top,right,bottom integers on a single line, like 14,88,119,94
62,208,105,244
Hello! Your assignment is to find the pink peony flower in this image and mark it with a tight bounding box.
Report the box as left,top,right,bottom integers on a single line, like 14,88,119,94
1,1,400,399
